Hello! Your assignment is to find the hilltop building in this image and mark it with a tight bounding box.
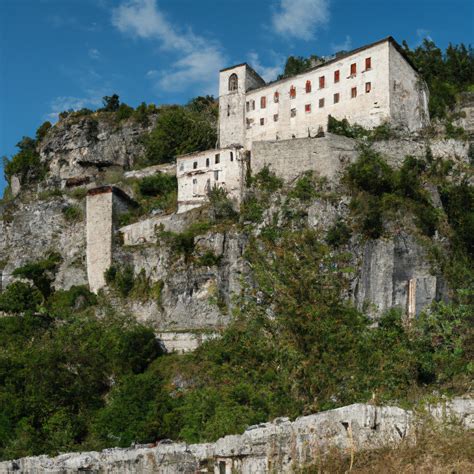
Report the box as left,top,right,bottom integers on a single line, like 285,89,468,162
177,36,430,213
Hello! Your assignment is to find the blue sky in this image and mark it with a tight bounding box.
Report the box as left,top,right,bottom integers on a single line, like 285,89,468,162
1,0,473,194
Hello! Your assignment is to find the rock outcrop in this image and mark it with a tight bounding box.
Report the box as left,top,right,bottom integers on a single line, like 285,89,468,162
38,114,157,189
1,398,471,473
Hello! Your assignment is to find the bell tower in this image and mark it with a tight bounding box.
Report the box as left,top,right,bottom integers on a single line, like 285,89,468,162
218,63,265,148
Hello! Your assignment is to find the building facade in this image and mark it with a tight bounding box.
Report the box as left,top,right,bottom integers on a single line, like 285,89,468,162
177,37,430,213
176,147,246,213
219,37,429,149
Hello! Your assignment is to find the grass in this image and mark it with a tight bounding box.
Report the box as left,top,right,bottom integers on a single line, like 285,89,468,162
299,424,473,473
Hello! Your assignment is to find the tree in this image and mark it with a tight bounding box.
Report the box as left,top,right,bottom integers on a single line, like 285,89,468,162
278,54,322,79
101,94,120,112
144,106,217,165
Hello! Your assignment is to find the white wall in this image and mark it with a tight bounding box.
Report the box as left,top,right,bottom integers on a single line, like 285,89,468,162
388,43,430,131
86,191,114,293
243,42,391,148
177,148,244,213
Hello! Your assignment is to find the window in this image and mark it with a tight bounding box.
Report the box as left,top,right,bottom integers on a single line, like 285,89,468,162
206,178,211,191
260,118,265,126
273,114,279,122
319,98,325,108
305,80,312,93
246,101,250,112
351,87,357,98
193,161,198,169
206,158,209,167
250,100,255,110
290,108,296,117
246,118,254,129
365,57,372,70
215,153,220,164
192,178,197,195
179,163,184,171
350,63,357,76
228,73,238,91
227,104,230,117
333,93,340,104
319,76,325,89
305,104,311,113
274,91,279,103
290,86,296,98
230,151,234,162
334,70,340,83
365,82,372,93
261,96,266,108
214,170,219,181
193,178,197,184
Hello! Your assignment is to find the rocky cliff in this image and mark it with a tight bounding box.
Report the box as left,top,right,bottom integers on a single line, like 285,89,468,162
1,398,472,473
1,114,472,350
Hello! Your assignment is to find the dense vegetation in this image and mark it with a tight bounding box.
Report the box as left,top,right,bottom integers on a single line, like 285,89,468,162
0,147,472,459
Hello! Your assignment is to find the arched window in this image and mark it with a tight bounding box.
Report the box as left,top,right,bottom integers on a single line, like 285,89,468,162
274,91,279,103
228,73,238,91
290,86,296,99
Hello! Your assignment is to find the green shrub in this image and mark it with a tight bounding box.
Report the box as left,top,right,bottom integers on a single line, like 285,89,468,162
289,172,319,201
35,121,52,142
0,281,43,313
47,286,97,317
326,219,352,247
197,251,222,267
240,196,264,223
252,165,283,193
12,253,62,299
105,265,135,298
445,122,467,139
327,115,369,139
115,103,134,121
207,186,237,222
137,173,177,197
144,106,217,165
62,205,83,223
3,148,45,186
346,147,394,195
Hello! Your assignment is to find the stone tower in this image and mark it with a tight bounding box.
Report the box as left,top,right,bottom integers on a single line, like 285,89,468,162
218,63,265,148
86,186,136,293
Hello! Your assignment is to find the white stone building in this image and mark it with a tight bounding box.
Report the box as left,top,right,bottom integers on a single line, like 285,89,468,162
176,147,246,213
177,36,430,213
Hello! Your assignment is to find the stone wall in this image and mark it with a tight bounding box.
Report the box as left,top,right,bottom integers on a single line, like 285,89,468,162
252,134,470,185
388,42,430,131
251,133,358,183
86,186,134,293
2,398,471,473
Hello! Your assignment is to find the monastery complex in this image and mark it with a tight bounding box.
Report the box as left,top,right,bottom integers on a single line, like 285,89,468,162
177,37,430,213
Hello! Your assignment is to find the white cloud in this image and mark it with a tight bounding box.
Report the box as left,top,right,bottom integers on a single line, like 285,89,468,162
272,0,329,41
46,95,103,122
416,28,432,43
331,35,352,53
112,0,226,94
247,52,285,82
88,48,101,60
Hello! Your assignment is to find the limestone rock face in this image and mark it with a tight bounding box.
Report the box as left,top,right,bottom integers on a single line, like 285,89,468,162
0,197,87,291
39,115,156,188
1,398,471,473
352,232,446,317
